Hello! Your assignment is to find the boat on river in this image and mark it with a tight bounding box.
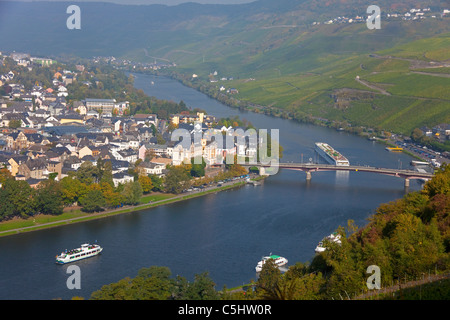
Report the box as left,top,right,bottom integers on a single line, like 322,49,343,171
386,147,403,152
56,243,102,264
315,142,350,166
410,160,430,166
255,254,288,272
315,233,341,253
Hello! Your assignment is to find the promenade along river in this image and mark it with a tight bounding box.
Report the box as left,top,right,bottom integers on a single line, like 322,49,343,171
0,73,421,300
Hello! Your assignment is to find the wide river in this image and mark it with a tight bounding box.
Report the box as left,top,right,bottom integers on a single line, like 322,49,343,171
0,73,421,300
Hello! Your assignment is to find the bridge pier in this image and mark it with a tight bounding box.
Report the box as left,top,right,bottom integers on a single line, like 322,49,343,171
259,167,266,176
404,178,410,188
306,171,312,180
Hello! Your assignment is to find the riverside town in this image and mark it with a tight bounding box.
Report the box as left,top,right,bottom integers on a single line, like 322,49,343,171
0,0,449,306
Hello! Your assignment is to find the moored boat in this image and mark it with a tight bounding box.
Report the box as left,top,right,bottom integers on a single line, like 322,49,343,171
315,233,341,253
56,243,102,264
385,147,403,152
410,160,430,166
315,142,350,166
255,254,288,272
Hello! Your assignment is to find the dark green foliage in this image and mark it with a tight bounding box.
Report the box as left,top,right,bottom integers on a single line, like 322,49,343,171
164,165,192,194
121,181,143,205
79,189,106,213
190,157,206,178
33,180,64,215
0,178,35,220
90,266,219,300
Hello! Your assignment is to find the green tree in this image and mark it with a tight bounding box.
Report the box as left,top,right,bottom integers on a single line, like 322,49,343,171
138,175,153,194
190,157,206,177
255,258,282,299
177,272,220,300
0,179,34,219
34,179,64,215
164,165,191,194
79,189,106,213
76,161,100,185
100,182,123,208
60,177,87,206
8,119,22,129
149,174,164,192
121,181,143,205
422,164,450,198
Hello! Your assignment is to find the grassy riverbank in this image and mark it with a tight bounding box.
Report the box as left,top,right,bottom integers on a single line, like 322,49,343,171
0,178,258,237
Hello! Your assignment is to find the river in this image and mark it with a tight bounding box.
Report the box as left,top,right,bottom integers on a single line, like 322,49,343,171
0,73,420,300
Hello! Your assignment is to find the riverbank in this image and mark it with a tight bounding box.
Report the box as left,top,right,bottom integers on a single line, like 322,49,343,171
0,176,264,238
132,69,421,155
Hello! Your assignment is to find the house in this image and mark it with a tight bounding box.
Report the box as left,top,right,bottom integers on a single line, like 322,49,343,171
47,160,62,180
73,101,87,115
133,114,158,126
114,148,138,163
1,113,26,128
203,140,218,166
172,138,202,166
78,146,93,159
8,155,28,176
84,98,116,114
216,138,236,163
143,144,171,158
112,172,134,187
63,156,82,171
18,158,48,180
137,161,166,176
6,132,44,150
59,114,84,125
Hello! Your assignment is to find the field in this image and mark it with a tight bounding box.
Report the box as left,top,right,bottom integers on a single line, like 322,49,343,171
180,25,450,135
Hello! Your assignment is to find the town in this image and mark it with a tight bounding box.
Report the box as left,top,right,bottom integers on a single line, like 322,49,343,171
313,6,449,26
0,50,263,218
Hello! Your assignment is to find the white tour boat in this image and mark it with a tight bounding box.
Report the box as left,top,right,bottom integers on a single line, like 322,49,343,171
315,233,341,253
56,243,103,264
255,254,288,272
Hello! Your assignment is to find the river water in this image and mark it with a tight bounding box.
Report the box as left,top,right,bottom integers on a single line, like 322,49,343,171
0,73,420,300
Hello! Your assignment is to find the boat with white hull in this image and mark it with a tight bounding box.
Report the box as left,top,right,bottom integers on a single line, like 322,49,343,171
315,233,341,253
56,243,102,264
315,142,349,166
255,254,288,272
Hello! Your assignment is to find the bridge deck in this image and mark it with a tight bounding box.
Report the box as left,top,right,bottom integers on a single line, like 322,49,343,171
242,163,434,179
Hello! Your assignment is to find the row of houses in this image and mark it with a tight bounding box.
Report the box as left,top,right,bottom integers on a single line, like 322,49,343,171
0,110,260,188
420,124,450,142
0,51,256,188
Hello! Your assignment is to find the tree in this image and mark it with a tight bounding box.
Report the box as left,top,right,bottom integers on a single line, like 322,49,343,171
121,181,143,205
76,161,100,185
411,128,424,142
34,179,64,215
149,174,164,192
164,165,191,194
79,189,106,213
422,164,450,198
98,159,114,187
8,119,22,129
0,179,34,220
100,182,123,208
60,177,87,206
190,157,206,177
129,266,176,300
255,259,282,298
177,272,220,300
138,175,153,194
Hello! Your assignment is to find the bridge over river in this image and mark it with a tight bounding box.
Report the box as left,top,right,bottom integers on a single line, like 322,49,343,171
244,163,434,187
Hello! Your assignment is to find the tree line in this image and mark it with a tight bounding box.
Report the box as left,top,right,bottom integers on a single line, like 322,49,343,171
0,158,249,221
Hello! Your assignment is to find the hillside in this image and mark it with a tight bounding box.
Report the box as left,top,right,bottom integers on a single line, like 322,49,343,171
0,0,449,134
